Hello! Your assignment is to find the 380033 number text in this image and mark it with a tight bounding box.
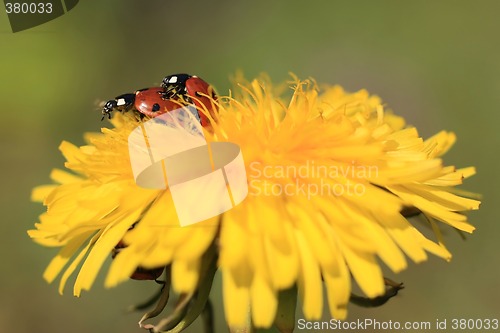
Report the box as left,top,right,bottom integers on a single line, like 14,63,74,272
5,2,53,14
451,318,499,330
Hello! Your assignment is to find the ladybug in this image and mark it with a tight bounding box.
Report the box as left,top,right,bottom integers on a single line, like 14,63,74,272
102,74,217,127
101,87,182,120
161,73,217,126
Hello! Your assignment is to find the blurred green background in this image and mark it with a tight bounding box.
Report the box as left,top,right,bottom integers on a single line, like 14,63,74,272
0,1,498,332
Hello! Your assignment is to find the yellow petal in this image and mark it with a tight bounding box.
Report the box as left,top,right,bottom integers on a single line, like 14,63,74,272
424,131,456,158
264,223,299,289
340,244,384,298
287,200,338,270
174,222,218,261
322,238,350,320
171,258,200,293
50,168,82,184
73,211,140,295
43,231,93,284
222,267,251,328
389,185,476,233
405,183,480,211
416,232,452,260
219,209,250,268
58,141,85,164
61,231,102,295
31,185,57,202
105,244,148,288
250,274,277,327
340,203,407,272
294,229,323,319
378,213,428,263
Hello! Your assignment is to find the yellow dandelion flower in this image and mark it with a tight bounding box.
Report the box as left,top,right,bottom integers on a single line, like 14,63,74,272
29,74,480,333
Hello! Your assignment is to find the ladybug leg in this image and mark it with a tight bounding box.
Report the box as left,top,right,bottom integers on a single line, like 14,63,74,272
101,93,136,120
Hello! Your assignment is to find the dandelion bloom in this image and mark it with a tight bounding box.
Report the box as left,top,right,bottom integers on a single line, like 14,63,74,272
29,75,480,332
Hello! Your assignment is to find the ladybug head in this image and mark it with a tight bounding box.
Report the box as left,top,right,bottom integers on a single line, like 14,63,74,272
101,100,117,120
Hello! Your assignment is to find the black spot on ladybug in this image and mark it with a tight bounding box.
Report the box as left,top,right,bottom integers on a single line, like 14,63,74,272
152,103,160,112
195,91,202,97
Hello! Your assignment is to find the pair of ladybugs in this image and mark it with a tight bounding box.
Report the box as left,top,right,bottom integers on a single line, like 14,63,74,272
102,73,216,127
